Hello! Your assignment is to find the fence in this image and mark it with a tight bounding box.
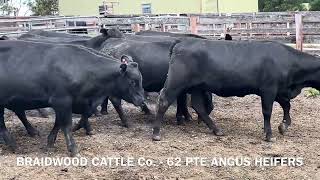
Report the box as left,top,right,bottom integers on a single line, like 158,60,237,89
100,12,320,53
0,16,100,36
0,12,320,53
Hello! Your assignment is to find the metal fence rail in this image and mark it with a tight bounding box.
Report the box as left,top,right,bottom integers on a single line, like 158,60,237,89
0,16,100,36
0,12,319,53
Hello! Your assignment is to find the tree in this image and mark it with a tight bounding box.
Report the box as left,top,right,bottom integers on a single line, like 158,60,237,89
0,0,25,16
28,0,58,16
0,2,15,15
259,0,307,12
310,0,320,10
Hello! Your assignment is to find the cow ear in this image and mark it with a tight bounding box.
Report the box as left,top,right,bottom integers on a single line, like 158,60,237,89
107,28,124,38
121,55,133,64
100,28,108,36
120,63,127,74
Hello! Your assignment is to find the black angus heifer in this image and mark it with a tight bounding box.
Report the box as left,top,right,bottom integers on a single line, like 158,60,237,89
18,29,137,129
136,30,207,39
135,31,216,124
20,29,213,130
88,34,216,128
0,36,49,119
153,39,320,142
0,40,144,156
23,29,91,38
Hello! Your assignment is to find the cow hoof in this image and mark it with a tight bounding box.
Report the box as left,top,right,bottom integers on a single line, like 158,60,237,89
86,130,95,136
2,132,17,151
100,110,108,115
28,129,40,137
152,135,161,141
69,150,79,157
213,129,224,136
265,135,274,142
143,110,152,115
72,123,83,132
184,116,192,122
176,116,185,125
94,112,102,117
46,146,56,153
0,137,5,144
278,123,287,135
8,142,17,152
121,123,130,128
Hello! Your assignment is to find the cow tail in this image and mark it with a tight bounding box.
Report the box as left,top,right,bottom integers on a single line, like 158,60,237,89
169,39,182,64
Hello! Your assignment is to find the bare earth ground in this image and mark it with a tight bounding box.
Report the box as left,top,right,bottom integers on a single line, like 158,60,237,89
0,90,320,180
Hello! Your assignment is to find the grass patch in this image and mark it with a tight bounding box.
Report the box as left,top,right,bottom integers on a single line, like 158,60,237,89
305,88,320,98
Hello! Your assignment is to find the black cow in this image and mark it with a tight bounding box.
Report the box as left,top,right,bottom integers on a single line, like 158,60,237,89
0,36,49,118
135,30,215,123
92,31,215,127
19,29,211,127
0,35,9,40
153,39,320,142
24,29,91,38
19,29,215,135
225,34,232,40
0,40,144,156
18,29,139,129
136,30,207,39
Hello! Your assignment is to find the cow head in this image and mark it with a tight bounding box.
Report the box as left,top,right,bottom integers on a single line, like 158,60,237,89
86,28,124,50
120,55,133,64
116,61,144,106
100,28,124,39
0,35,9,40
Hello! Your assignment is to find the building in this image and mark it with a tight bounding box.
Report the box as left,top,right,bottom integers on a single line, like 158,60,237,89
59,0,259,16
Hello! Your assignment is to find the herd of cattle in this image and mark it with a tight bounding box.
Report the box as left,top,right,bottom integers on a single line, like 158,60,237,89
0,28,319,156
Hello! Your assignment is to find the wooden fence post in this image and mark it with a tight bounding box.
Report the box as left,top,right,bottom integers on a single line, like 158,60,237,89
131,24,141,33
295,14,303,51
190,16,198,34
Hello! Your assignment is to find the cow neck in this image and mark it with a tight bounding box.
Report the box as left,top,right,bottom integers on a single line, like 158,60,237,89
85,35,108,50
96,61,123,94
292,53,320,90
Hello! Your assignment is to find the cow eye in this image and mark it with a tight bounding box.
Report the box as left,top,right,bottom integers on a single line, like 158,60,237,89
130,80,136,86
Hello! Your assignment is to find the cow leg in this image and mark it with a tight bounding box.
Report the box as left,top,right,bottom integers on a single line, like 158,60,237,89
193,91,213,124
153,88,179,141
14,110,40,137
276,98,291,135
50,98,78,156
140,102,152,115
100,97,109,115
37,108,49,118
140,92,152,115
191,91,223,136
72,114,94,135
47,118,60,149
176,93,192,125
261,93,276,142
0,107,16,151
93,108,102,117
109,97,129,128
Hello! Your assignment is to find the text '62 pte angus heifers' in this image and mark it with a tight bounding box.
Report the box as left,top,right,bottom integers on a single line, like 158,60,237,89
0,40,144,156
153,39,320,142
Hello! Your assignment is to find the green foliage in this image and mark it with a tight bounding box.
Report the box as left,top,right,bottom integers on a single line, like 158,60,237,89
0,1,16,15
259,0,307,12
305,88,320,98
27,0,58,16
310,0,320,10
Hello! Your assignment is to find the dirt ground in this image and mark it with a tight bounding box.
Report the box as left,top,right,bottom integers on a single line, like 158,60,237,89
0,90,319,180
